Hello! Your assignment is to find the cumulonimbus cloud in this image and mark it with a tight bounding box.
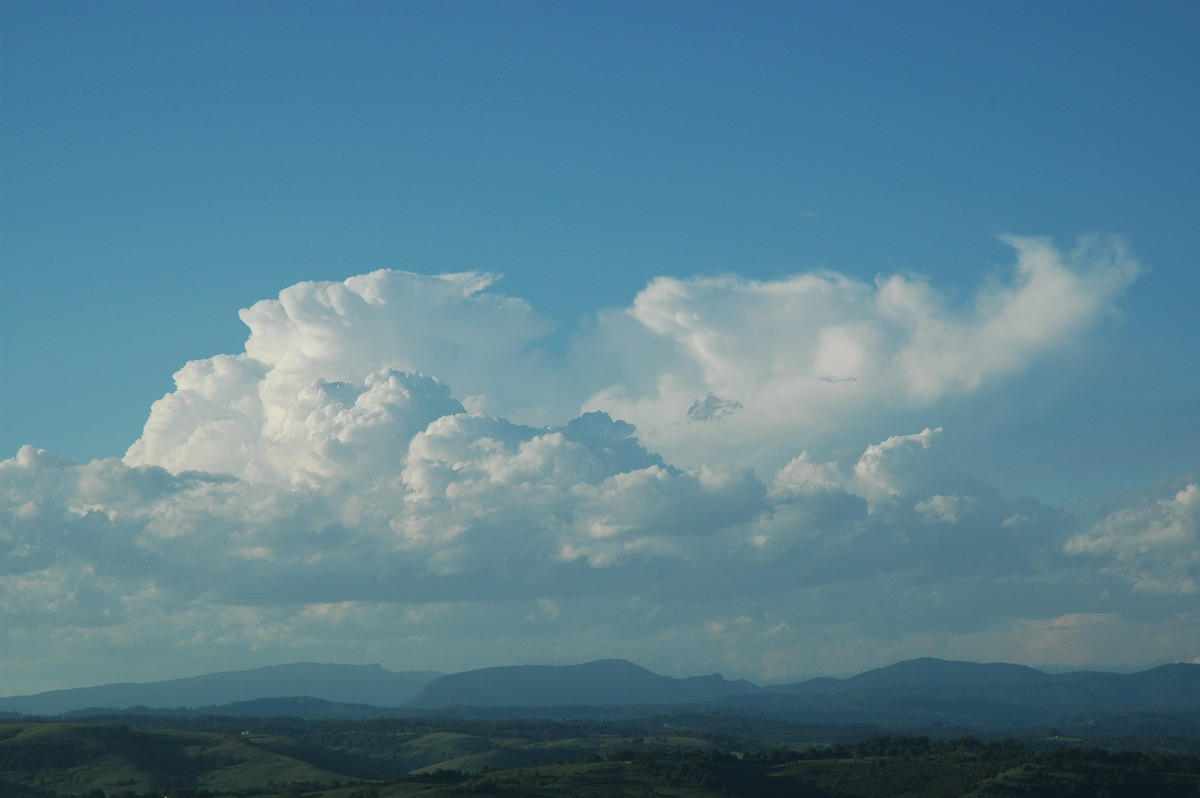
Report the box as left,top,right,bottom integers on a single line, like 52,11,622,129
124,235,1137,483
4,233,1182,688
124,271,559,483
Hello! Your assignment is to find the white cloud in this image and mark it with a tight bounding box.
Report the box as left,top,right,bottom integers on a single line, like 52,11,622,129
121,237,1136,486
878,235,1138,402
851,426,942,504
4,235,1185,692
578,235,1138,473
4,413,1104,688
915,494,975,524
126,270,559,482
1066,480,1200,594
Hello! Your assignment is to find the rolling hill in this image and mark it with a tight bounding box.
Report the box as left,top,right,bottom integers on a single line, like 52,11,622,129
0,720,399,794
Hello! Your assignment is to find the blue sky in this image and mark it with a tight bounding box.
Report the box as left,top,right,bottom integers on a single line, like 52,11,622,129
2,1,1199,693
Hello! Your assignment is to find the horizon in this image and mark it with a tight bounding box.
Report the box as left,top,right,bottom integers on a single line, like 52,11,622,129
2,1,1198,696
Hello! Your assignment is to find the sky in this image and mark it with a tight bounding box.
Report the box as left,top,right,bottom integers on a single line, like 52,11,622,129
1,0,1199,696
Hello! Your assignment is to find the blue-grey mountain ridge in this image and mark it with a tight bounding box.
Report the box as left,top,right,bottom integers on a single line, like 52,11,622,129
2,658,1197,725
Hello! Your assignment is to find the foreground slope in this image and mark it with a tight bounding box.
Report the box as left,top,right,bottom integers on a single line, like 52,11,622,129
4,719,1200,798
0,721,396,794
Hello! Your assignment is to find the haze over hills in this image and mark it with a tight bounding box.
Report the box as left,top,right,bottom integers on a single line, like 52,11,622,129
827,657,1053,690
0,662,440,716
2,658,1198,726
720,660,1200,725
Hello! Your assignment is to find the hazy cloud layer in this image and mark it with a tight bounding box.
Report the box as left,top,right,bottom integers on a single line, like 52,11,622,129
4,235,1192,692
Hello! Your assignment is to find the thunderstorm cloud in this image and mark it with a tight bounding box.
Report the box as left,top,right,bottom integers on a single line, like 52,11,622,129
5,235,1193,689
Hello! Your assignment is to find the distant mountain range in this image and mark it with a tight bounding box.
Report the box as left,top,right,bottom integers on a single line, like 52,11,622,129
0,662,440,716
2,657,1198,726
403,658,757,708
724,657,1200,724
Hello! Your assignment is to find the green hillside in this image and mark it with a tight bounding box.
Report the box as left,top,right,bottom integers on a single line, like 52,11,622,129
0,721,384,795
4,717,1200,797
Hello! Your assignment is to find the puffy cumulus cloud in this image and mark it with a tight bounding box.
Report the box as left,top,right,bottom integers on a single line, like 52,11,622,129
125,270,559,482
5,405,768,608
237,270,552,411
2,413,1113,689
128,366,468,488
579,235,1137,472
1066,478,1200,594
390,410,766,575
756,431,1071,590
124,237,1135,486
560,463,765,567
255,370,464,487
850,427,943,504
